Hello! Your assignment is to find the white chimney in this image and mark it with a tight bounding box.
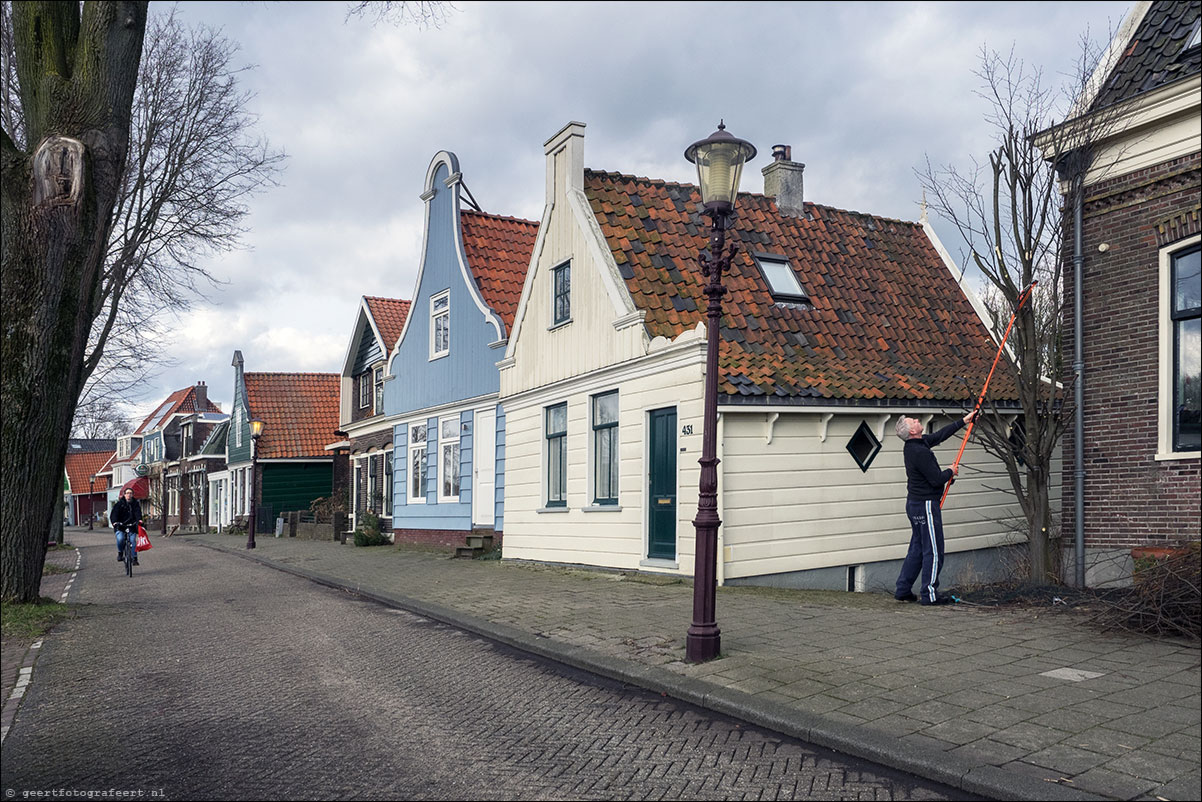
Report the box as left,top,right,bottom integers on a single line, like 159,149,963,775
762,144,805,217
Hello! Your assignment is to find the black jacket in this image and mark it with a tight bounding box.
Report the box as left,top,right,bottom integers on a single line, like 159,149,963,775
904,420,965,502
111,497,143,531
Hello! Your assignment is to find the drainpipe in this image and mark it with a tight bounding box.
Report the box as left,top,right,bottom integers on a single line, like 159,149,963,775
1071,172,1086,588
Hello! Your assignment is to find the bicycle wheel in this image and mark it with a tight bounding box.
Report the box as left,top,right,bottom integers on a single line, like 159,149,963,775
125,534,134,577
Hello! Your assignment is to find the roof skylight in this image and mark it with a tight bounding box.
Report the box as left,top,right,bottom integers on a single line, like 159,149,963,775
753,254,810,303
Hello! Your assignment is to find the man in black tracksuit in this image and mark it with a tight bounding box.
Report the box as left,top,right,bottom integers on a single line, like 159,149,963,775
894,411,977,605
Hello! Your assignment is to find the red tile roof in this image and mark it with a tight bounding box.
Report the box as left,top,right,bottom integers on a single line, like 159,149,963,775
134,385,223,434
364,297,411,351
65,451,114,495
584,170,1017,403
244,373,340,459
461,210,539,333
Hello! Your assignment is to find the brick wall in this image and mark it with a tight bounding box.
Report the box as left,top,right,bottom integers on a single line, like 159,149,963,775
1062,151,1201,551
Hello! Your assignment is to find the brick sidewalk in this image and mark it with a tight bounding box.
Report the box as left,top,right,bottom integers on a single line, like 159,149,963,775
1,538,81,743
176,532,1199,802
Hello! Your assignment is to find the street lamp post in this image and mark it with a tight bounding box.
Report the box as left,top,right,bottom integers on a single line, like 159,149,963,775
88,475,96,530
683,122,756,663
247,418,264,549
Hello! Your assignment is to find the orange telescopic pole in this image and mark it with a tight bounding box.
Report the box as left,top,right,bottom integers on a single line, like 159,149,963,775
941,280,1038,508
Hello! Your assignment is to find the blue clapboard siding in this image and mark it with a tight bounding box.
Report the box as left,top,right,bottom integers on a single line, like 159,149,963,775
352,320,384,375
384,151,510,534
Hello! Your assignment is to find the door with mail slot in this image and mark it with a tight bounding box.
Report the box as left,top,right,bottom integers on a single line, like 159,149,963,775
647,407,677,560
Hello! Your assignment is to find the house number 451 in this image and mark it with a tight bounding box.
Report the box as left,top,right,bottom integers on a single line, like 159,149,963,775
681,424,694,436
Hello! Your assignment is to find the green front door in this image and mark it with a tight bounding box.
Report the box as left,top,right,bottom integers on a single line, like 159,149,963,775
647,407,677,560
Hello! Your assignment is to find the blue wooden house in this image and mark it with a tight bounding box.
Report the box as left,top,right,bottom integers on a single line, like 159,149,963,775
384,150,537,548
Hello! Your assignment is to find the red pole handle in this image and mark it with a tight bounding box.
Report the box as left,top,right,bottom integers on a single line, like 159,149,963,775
941,281,1037,508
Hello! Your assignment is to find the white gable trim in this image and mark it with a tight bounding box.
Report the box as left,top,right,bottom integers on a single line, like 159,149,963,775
388,151,505,376
503,201,553,361
340,299,387,378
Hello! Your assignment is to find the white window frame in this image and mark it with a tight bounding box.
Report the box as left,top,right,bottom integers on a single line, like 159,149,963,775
358,372,371,409
591,391,619,506
430,291,450,360
383,449,393,517
438,415,461,502
373,365,384,413
408,423,428,504
1157,234,1202,460
545,402,568,508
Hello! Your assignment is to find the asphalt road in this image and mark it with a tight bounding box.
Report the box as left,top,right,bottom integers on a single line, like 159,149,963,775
1,532,978,801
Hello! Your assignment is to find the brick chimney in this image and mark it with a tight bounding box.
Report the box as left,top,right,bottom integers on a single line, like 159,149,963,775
194,381,207,412
762,144,805,217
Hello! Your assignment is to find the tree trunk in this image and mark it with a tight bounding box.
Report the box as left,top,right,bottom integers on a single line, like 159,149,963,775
1,2,146,603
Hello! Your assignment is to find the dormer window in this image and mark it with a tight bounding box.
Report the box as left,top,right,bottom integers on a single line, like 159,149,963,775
753,254,810,304
1184,21,1200,52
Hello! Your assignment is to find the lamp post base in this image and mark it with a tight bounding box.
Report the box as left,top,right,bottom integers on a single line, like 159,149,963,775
685,628,720,663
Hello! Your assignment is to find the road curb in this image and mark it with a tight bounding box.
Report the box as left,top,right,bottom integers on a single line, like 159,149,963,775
190,539,1107,802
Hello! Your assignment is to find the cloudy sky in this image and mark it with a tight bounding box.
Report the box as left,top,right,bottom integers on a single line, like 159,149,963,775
130,0,1131,421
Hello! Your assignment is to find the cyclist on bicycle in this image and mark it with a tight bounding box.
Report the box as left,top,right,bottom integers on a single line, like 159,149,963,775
110,488,143,565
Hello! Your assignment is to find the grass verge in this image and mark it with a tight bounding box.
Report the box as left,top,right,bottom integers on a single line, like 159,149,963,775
1,597,73,640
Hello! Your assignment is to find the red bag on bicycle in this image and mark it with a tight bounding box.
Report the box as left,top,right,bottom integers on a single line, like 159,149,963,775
136,524,152,552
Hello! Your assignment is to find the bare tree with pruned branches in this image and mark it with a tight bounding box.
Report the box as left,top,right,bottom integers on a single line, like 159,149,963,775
917,38,1126,585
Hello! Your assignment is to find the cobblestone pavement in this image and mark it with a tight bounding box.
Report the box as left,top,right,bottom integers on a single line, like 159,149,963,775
2,529,970,801
166,532,1201,802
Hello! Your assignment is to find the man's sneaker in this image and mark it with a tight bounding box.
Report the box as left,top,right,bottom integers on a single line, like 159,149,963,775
118,553,124,562
921,595,954,606
132,558,139,566
894,592,918,602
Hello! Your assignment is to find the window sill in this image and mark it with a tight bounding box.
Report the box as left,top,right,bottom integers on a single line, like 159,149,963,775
582,504,621,512
639,558,679,570
548,318,573,331
1154,450,1201,462
537,506,570,513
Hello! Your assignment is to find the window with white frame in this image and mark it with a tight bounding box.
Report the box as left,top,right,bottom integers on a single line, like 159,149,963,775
552,261,571,325
368,453,378,512
1162,241,1201,454
592,391,619,505
384,450,393,516
546,403,567,507
373,365,384,412
439,416,461,501
409,424,427,502
431,291,450,359
358,373,371,409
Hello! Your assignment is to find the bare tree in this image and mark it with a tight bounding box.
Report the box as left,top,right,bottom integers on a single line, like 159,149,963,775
918,39,1123,584
2,2,284,602
345,1,455,28
72,398,134,439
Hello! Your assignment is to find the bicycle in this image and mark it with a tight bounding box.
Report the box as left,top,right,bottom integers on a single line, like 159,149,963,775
123,528,137,577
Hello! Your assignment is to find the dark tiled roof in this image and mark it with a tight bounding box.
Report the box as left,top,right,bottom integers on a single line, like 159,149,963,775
67,439,117,453
363,297,411,351
197,420,230,457
461,210,539,333
65,451,114,494
244,373,340,459
584,170,1017,403
1093,1,1201,110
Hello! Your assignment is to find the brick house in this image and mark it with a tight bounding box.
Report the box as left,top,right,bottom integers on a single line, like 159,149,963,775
1043,0,1200,584
336,296,411,536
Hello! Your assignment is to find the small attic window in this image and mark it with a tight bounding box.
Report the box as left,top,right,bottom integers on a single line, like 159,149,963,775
753,254,810,304
1185,22,1200,52
846,421,881,472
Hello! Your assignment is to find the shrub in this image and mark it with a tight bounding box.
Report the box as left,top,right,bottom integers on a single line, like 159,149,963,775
352,510,390,547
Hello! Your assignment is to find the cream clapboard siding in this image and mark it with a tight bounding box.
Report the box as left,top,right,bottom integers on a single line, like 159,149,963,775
502,355,706,572
502,129,645,397
721,412,1062,580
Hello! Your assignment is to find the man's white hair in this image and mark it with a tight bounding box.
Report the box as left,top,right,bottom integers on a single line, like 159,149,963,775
895,416,914,441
